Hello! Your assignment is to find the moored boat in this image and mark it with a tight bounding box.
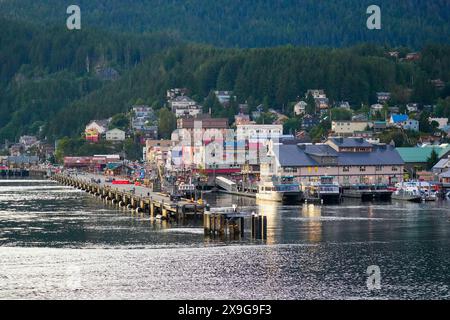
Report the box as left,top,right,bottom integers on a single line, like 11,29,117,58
392,181,424,202
302,176,341,204
394,181,441,202
391,190,422,202
343,184,393,201
256,179,303,204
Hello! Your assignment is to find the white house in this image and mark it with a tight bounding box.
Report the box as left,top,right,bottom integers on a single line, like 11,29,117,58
19,135,38,149
401,119,420,132
236,124,283,139
305,89,326,99
429,117,448,129
337,101,351,110
370,104,384,114
432,156,450,174
294,101,308,115
376,92,391,103
106,128,126,141
167,88,188,100
132,105,154,119
406,103,419,113
214,91,235,106
169,96,202,118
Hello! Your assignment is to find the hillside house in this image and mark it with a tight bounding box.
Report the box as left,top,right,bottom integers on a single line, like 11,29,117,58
106,128,126,142
376,92,391,104
294,101,307,115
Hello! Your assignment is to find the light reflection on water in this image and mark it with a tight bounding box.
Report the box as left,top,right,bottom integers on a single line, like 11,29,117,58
0,180,449,299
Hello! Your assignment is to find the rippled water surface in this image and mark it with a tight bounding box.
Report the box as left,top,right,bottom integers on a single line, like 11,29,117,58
0,180,449,299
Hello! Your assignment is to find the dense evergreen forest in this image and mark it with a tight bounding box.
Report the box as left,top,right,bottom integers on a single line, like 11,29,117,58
0,17,179,141
0,9,449,142
45,43,450,139
1,0,449,48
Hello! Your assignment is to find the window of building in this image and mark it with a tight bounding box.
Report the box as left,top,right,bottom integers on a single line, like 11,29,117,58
392,166,398,172
375,165,382,171
360,166,366,172
343,166,350,172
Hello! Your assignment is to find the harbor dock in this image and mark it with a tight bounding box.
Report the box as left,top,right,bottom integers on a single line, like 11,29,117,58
53,173,269,239
53,174,205,219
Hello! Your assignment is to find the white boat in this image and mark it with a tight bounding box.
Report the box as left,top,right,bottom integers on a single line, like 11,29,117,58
393,181,435,202
391,188,422,202
302,176,341,203
256,179,302,203
422,188,438,201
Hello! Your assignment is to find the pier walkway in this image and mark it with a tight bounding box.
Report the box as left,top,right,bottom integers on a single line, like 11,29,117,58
52,173,270,239
53,173,205,219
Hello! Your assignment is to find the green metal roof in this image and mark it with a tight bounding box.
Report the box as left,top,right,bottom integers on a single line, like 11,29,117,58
396,145,450,163
106,163,123,170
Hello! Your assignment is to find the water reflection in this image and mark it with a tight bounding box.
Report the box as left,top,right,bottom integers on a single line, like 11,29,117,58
1,181,450,299
256,200,280,245
302,204,322,243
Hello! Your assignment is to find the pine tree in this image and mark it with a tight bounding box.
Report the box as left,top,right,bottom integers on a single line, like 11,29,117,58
427,148,439,170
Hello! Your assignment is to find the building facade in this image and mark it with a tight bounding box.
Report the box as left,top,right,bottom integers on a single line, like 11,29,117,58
263,137,404,186
106,128,126,141
169,96,202,118
331,121,370,136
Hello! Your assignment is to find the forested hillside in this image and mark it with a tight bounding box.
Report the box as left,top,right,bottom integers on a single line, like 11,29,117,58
0,17,179,140
1,0,449,48
1,14,449,142
44,43,450,139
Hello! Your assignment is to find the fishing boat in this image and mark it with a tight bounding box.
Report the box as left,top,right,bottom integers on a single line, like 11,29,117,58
302,176,341,204
391,181,424,202
342,184,393,201
256,178,303,203
422,187,438,201
391,189,422,202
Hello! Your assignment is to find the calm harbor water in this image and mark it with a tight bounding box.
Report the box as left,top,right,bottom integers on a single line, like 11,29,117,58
0,179,449,300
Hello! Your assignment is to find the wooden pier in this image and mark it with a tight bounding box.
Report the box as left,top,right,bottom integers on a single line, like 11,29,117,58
203,208,246,238
53,174,205,219
54,174,268,241
203,206,267,240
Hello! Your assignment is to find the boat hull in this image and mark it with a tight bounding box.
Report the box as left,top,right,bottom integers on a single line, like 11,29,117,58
318,193,342,204
343,190,393,201
256,191,302,204
391,194,422,202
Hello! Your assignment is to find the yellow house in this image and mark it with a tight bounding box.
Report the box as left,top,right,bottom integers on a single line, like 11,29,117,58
332,121,371,136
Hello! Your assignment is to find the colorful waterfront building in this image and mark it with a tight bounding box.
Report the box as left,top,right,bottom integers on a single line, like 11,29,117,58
263,137,404,186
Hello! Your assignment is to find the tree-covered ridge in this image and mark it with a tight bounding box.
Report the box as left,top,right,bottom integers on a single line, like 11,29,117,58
1,16,449,142
1,0,449,49
0,17,179,140
44,43,450,139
